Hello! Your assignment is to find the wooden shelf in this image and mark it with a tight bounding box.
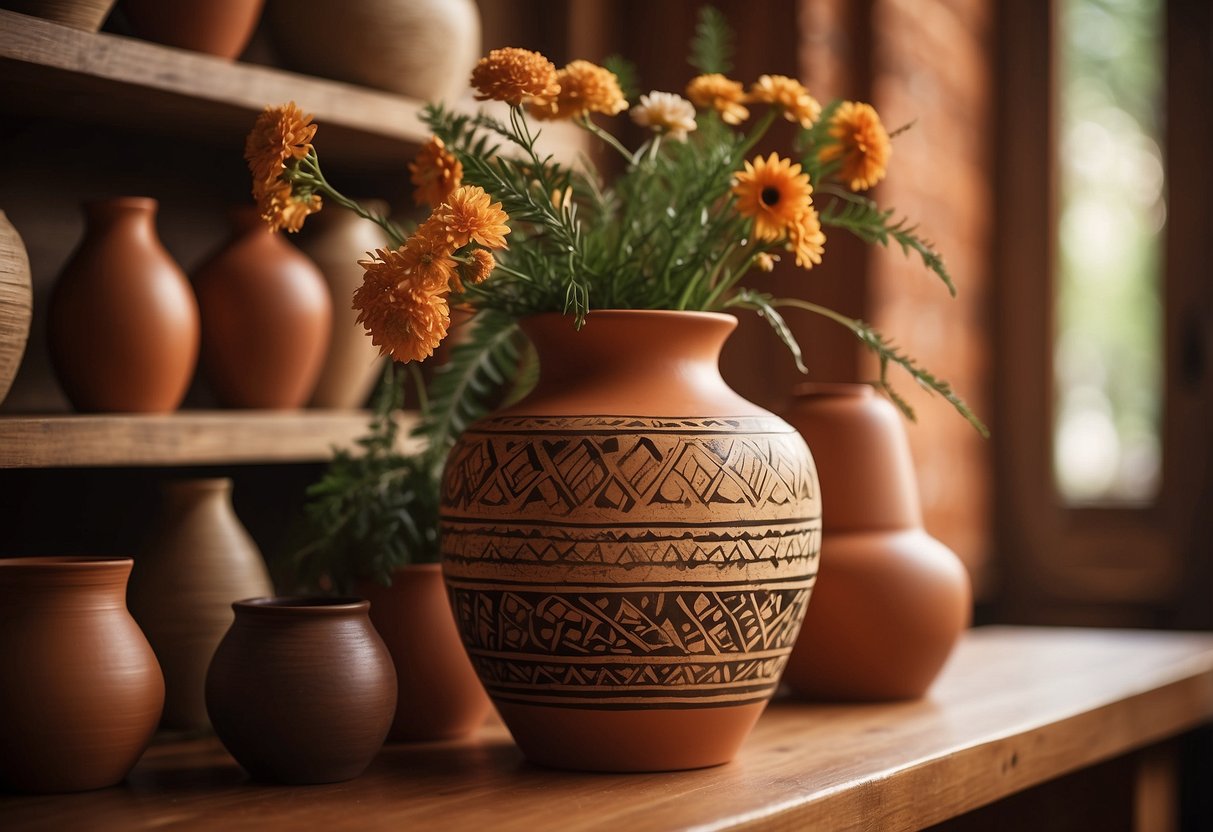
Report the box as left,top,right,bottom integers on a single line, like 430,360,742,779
2,627,1211,830
0,411,421,468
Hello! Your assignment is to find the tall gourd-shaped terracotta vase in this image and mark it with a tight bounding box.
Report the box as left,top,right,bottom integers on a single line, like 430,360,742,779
0,557,164,793
127,478,274,731
193,207,331,409
441,310,821,772
781,384,971,700
121,0,265,59
48,198,199,413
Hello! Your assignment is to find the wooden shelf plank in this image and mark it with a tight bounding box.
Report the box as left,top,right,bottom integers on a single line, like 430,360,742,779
0,411,421,467
1,627,1210,830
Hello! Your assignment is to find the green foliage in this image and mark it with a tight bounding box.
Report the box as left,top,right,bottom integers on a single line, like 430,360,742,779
602,54,640,101
689,6,734,74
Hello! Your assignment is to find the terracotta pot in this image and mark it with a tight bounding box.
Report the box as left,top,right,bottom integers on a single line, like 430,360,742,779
297,201,387,409
0,557,164,793
121,0,264,60
193,207,331,409
48,197,199,413
127,478,273,731
357,565,491,742
206,597,396,784
440,310,821,772
0,0,116,31
268,0,479,102
0,211,32,408
781,383,971,700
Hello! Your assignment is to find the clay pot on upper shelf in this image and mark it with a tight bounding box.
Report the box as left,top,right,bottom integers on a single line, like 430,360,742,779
0,211,32,409
267,0,480,102
357,565,491,742
206,597,396,784
127,478,274,732
1,0,116,31
48,197,199,413
193,207,331,409
440,310,821,772
781,383,971,701
120,0,265,60
0,557,164,793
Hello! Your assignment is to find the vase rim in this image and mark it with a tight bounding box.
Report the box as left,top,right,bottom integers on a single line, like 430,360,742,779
524,309,737,325
792,382,876,399
234,596,369,615
83,196,157,213
0,556,133,569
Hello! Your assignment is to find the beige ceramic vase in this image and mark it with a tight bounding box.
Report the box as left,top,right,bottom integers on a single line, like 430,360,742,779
0,211,32,408
781,384,971,700
48,197,199,413
440,310,821,772
121,0,265,59
0,0,116,31
127,478,273,731
193,207,331,409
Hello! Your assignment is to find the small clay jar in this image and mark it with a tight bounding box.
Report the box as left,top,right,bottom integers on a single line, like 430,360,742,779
781,384,971,700
193,207,331,409
48,197,199,413
206,597,396,784
357,565,491,742
121,0,265,59
0,557,164,793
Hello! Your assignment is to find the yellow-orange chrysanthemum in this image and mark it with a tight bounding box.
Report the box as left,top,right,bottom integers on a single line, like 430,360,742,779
686,73,749,125
435,186,511,250
397,219,459,292
464,248,496,286
819,101,891,191
245,102,322,232
732,153,814,241
354,248,452,364
755,252,778,272
787,206,826,269
409,136,463,207
259,180,322,234
748,75,822,129
528,60,628,120
471,47,560,107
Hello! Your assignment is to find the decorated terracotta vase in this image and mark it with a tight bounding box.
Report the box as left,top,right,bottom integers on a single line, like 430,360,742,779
121,0,265,59
0,210,32,408
358,565,491,741
48,197,199,413
0,557,164,793
781,384,971,700
193,207,331,409
440,310,821,772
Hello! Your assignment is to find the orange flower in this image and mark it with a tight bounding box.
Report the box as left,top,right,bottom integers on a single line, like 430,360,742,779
686,73,749,125
409,136,463,208
748,75,821,129
732,153,813,241
398,219,459,292
755,252,779,272
471,47,560,106
435,185,511,250
463,248,496,286
819,101,891,191
528,60,628,120
354,247,452,364
787,206,826,269
258,180,322,234
244,102,317,189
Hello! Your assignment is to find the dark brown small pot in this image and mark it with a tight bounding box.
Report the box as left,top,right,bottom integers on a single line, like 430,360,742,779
205,597,396,784
0,557,164,793
358,565,491,742
121,0,265,59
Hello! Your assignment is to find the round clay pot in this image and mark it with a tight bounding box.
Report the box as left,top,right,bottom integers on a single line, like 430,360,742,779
781,383,971,700
206,597,396,784
357,565,491,742
127,478,274,731
0,557,164,793
297,201,387,409
1,0,116,31
0,210,32,408
268,0,480,102
48,197,199,413
440,310,821,772
121,0,264,60
193,207,331,409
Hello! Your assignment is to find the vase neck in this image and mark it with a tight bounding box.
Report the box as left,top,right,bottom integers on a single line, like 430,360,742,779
160,477,232,514
84,197,158,243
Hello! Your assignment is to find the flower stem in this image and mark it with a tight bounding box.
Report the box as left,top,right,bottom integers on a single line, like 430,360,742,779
577,116,637,165
297,154,407,246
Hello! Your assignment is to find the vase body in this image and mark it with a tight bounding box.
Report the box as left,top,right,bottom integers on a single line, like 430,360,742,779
440,311,820,772
48,197,199,413
1,0,116,31
206,597,396,784
194,208,331,409
127,478,274,731
0,557,164,792
121,0,264,59
268,0,480,102
781,384,971,700
298,201,387,408
0,211,32,407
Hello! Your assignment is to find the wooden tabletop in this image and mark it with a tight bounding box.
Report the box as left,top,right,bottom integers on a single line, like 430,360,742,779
3,626,1212,831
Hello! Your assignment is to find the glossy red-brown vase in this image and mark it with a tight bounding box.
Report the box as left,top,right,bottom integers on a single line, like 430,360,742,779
781,384,971,700
193,208,331,409
48,198,199,413
0,557,164,793
440,310,821,772
121,0,265,59
206,597,396,784
358,565,491,742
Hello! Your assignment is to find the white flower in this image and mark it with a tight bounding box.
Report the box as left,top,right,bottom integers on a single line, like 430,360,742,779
629,91,697,142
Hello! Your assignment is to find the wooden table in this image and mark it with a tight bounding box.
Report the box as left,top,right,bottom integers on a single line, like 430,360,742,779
3,627,1212,831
